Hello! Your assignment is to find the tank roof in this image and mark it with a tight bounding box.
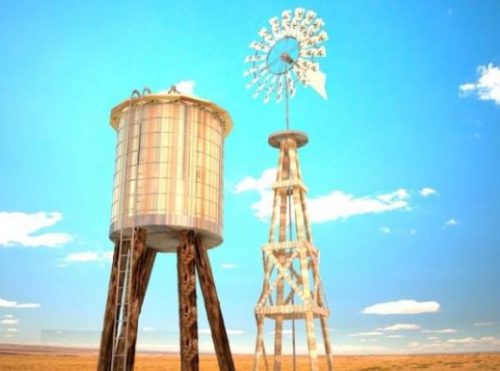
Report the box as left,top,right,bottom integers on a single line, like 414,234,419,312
109,92,233,137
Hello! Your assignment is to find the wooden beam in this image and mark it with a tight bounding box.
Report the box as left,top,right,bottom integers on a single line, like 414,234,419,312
124,228,156,370
320,315,334,371
194,234,235,371
178,231,199,371
97,228,156,371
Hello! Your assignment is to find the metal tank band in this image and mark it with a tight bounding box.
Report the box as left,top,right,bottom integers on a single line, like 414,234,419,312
108,93,233,252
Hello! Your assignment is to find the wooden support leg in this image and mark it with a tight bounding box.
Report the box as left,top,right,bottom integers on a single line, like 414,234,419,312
273,317,283,371
273,253,285,371
98,228,156,371
97,241,121,371
320,316,334,371
253,314,264,371
178,231,199,371
304,312,319,371
124,228,156,370
194,234,235,371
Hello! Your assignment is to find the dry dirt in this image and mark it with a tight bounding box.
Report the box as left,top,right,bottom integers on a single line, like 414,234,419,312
0,345,499,370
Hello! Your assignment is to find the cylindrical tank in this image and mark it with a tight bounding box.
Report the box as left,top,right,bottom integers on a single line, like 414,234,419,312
108,91,233,252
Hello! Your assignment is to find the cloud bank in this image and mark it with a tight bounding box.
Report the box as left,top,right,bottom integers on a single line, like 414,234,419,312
0,212,71,247
234,169,411,222
459,63,500,105
362,300,440,315
63,251,113,263
0,297,40,309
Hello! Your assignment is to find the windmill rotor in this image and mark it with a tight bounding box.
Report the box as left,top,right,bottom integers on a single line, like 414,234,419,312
244,7,328,103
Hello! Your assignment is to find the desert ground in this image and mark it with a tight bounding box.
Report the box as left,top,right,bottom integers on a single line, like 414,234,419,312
0,344,499,370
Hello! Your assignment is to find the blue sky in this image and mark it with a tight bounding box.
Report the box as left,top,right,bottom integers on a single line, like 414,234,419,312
1,0,499,355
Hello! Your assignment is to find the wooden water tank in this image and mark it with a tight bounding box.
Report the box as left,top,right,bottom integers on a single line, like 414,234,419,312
108,91,232,251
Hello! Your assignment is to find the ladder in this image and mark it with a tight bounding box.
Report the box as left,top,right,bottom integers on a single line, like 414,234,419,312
110,236,133,370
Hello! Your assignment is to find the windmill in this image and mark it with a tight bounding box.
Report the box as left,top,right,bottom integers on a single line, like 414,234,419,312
244,7,333,371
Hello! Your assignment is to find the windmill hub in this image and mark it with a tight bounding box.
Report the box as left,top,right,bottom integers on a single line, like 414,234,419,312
280,52,294,65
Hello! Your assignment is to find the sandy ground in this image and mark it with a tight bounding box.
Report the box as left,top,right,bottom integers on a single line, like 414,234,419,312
0,344,499,370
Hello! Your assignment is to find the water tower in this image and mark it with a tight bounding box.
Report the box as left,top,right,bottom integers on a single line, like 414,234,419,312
97,87,235,371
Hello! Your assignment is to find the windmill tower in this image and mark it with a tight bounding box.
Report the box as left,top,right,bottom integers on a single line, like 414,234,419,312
97,87,235,371
244,8,333,371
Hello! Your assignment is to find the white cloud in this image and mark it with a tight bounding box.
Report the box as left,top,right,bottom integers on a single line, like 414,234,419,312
447,336,500,345
142,327,153,332
0,298,40,309
427,336,440,340
234,168,276,221
308,189,410,223
175,80,195,95
362,300,440,315
0,212,71,247
6,328,18,332
234,168,276,194
2,314,14,319
235,169,411,222
446,219,457,226
474,321,494,327
380,227,391,234
63,251,113,263
422,328,458,334
349,331,383,337
388,334,404,338
443,218,458,229
1,318,18,325
419,187,437,197
220,263,238,269
379,323,420,331
459,63,500,105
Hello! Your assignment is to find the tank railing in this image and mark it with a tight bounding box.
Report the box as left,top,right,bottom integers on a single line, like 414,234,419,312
131,89,141,99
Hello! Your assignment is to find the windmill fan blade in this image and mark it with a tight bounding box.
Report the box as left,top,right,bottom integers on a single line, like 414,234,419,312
243,62,266,77
286,72,296,97
269,16,282,37
263,88,273,104
294,7,305,22
300,46,326,57
263,76,278,103
244,54,266,63
276,75,284,103
306,10,317,21
254,81,266,98
258,27,275,44
250,41,270,52
281,9,292,31
246,76,259,89
252,72,272,97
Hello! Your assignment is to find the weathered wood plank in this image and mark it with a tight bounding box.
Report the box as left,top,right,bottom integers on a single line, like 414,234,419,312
178,231,199,371
194,234,235,371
